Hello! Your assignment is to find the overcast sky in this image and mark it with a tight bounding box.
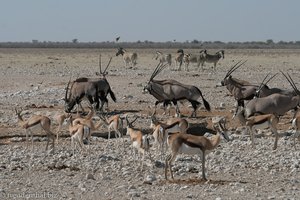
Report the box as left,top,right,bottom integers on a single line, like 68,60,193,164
0,0,299,42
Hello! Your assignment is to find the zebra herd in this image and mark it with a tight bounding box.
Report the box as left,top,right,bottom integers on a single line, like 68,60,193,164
116,47,225,71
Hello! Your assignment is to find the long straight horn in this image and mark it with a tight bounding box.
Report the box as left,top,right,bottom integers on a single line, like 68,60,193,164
280,71,299,94
65,79,71,102
150,62,163,81
103,57,112,74
99,54,102,74
264,73,278,86
225,60,247,78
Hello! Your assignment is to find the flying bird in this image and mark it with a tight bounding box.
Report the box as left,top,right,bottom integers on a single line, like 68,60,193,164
116,36,120,42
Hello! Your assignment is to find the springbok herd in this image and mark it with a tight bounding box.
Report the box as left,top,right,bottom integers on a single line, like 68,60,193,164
10,48,300,182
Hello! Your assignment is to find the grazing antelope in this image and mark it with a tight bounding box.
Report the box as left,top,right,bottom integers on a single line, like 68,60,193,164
201,49,224,71
244,72,300,119
221,61,259,118
144,62,211,117
165,119,230,181
292,116,300,149
64,55,116,113
175,49,184,71
116,47,138,67
125,115,152,170
154,51,172,66
15,108,55,152
237,110,279,150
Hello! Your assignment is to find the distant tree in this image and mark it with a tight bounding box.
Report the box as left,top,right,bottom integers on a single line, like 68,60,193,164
72,39,78,44
266,39,274,44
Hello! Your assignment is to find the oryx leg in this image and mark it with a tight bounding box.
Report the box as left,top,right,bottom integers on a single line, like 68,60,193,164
273,129,279,150
233,100,244,118
190,100,200,117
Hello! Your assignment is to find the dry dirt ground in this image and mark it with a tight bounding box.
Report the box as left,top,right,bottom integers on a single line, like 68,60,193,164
0,48,299,200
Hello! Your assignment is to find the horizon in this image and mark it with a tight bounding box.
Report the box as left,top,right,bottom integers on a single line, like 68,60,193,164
1,0,299,43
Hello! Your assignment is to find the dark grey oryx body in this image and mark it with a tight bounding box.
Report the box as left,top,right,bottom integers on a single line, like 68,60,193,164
244,72,300,118
221,61,259,117
64,56,116,113
144,63,211,117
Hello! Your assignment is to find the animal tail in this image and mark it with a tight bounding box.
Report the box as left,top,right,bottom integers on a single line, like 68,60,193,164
195,87,211,111
108,88,117,102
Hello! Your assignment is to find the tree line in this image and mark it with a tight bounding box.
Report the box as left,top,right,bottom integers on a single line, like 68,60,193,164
1,39,300,49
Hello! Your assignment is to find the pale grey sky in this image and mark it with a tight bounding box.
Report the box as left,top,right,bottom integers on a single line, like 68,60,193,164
0,0,299,42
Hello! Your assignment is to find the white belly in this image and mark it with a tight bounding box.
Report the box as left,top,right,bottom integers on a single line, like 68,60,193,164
178,143,203,155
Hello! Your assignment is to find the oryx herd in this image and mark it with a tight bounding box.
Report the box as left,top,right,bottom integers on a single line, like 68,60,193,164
14,48,300,182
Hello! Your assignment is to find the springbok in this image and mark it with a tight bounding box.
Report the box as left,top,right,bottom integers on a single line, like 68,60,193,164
143,62,211,117
175,49,184,71
116,47,138,67
244,72,300,119
15,108,55,152
154,51,172,66
99,114,124,149
201,49,224,71
55,107,94,143
150,114,189,159
165,118,230,181
125,115,152,170
237,110,279,149
221,61,259,117
66,116,86,154
292,115,300,149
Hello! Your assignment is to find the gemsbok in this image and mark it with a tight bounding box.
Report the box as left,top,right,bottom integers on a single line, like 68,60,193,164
221,61,259,118
116,47,138,67
144,62,211,117
201,49,224,71
154,51,172,66
244,72,300,119
64,56,116,113
15,108,55,152
165,118,230,181
237,110,279,150
255,73,295,98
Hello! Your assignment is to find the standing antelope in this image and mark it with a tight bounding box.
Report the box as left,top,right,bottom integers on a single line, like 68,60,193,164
201,49,224,71
15,108,55,152
154,51,172,66
99,114,123,140
175,49,184,71
237,110,279,149
150,114,189,159
116,47,138,67
244,72,300,119
125,115,152,170
221,61,259,117
143,62,211,117
165,119,230,181
66,116,86,154
292,116,300,149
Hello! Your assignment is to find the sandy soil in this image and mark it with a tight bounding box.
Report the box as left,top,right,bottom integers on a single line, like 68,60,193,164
0,48,299,200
